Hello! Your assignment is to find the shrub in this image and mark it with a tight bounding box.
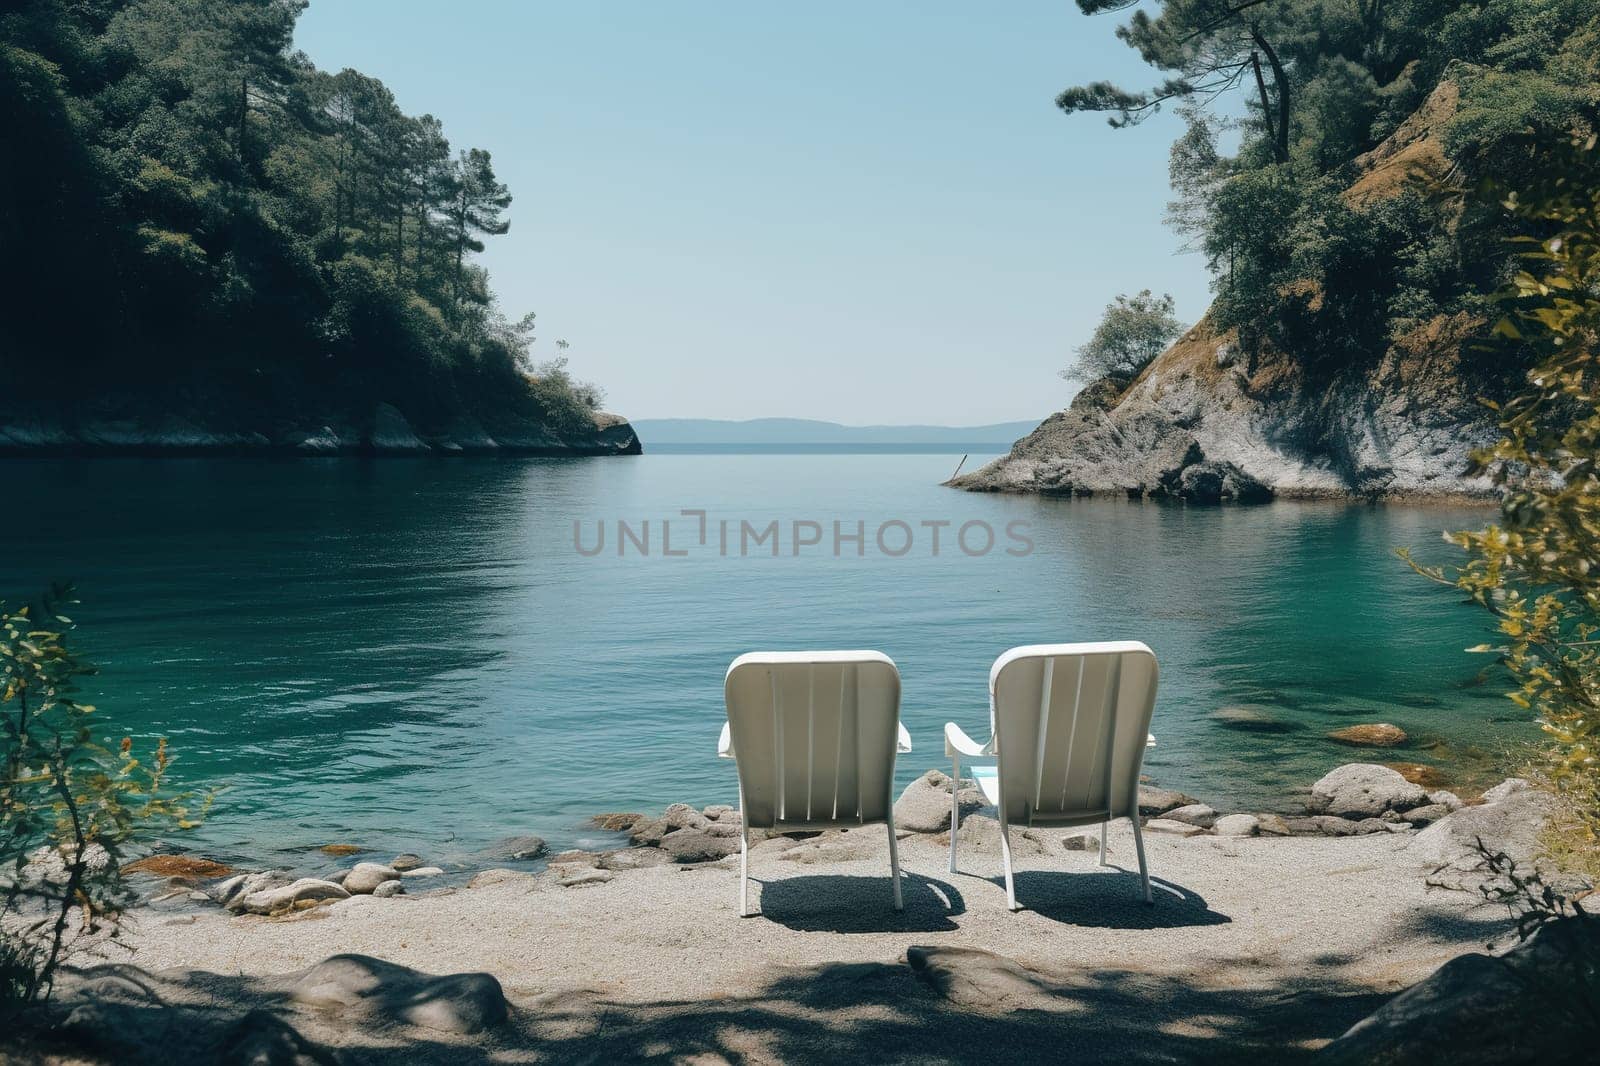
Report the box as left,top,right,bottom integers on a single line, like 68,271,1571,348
1403,131,1600,855
1,586,203,1008
1063,290,1185,383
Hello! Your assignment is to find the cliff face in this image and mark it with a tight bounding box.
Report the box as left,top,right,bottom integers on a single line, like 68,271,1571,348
956,81,1499,503
0,399,641,457
952,312,1497,501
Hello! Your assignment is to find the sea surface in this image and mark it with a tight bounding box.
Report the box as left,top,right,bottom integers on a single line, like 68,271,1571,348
0,452,1527,863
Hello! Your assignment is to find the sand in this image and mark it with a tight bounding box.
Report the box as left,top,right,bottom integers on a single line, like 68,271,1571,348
34,819,1511,1064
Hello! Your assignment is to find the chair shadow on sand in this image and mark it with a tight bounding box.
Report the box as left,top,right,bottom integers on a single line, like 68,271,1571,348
956,865,1231,929
752,871,966,932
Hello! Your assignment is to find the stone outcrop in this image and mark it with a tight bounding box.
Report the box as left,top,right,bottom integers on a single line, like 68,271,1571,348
953,83,1500,504
1308,764,1429,818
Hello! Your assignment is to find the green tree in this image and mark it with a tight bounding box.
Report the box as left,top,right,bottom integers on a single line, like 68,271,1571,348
1064,290,1186,382
447,147,512,308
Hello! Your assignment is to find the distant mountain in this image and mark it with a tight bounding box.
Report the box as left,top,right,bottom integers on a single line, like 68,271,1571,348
633,418,1039,445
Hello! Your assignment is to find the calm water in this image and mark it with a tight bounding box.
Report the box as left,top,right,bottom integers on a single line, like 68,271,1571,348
0,454,1526,864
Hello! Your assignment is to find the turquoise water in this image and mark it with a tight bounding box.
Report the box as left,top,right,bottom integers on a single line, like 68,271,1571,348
0,454,1527,863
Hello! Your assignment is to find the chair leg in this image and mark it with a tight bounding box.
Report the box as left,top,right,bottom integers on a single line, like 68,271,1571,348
999,818,1018,912
886,819,904,912
1099,820,1109,867
739,826,751,917
948,753,961,874
1130,815,1151,904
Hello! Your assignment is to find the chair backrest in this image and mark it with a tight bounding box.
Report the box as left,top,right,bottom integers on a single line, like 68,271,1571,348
725,651,902,830
989,642,1158,826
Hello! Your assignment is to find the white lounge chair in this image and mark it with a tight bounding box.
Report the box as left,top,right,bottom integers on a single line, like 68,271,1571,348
718,651,913,917
944,641,1159,911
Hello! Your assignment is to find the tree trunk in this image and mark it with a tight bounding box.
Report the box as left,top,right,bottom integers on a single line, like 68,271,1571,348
1251,29,1291,164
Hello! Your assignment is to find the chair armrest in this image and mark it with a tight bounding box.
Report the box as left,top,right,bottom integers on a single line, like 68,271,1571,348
717,721,735,759
897,722,913,754
1147,733,1156,748
944,722,990,759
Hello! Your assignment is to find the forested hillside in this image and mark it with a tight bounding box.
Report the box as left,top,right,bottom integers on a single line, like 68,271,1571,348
960,0,1600,499
0,0,635,454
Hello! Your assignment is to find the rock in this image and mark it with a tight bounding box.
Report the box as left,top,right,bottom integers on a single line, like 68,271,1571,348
399,866,445,878
1387,762,1451,789
548,850,600,868
703,804,735,819
481,834,548,861
371,880,405,899
1214,814,1259,837
1062,833,1102,851
591,812,645,832
123,854,232,878
221,872,291,911
237,878,350,915
219,1009,338,1066
1319,916,1600,1064
949,302,1498,502
600,847,672,871
1255,813,1292,836
1144,818,1207,837
1401,804,1450,826
556,867,614,888
1328,723,1409,747
1164,803,1217,828
369,402,429,453
779,828,888,864
1429,789,1464,811
466,868,536,890
702,822,740,838
317,844,365,857
1408,778,1556,869
390,853,424,872
906,946,1054,1011
894,769,988,833
661,803,710,831
1137,785,1198,816
1210,705,1298,733
659,829,741,863
289,954,508,1034
1282,815,1389,837
342,862,401,895
938,815,1055,856
1308,764,1429,818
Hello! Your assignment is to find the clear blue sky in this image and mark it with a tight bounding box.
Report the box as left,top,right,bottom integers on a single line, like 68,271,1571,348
293,1,1211,425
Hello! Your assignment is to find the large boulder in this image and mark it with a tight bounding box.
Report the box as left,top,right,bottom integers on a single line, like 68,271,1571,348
906,946,1055,1011
1408,778,1557,869
1319,916,1600,1064
289,954,508,1035
235,878,350,915
894,770,987,833
342,862,401,895
1308,764,1428,818
941,815,1055,857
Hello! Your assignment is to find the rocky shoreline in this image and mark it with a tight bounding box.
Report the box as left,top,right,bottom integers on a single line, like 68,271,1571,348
5,761,1581,1064
0,404,642,457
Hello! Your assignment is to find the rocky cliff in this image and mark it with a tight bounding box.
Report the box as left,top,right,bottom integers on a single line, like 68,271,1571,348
955,81,1503,503
0,398,641,457
952,310,1498,502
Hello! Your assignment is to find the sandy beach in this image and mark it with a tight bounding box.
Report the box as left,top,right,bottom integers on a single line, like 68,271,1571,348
15,769,1541,1066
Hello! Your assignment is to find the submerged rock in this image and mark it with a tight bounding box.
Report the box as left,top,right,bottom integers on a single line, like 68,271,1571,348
1328,723,1409,747
123,854,232,878
390,853,424,872
481,834,548,861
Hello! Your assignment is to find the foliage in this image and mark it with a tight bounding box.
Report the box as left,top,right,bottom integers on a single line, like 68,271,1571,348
0,0,603,434
1064,0,1600,372
1402,131,1600,846
1063,290,1185,382
1,586,204,1008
